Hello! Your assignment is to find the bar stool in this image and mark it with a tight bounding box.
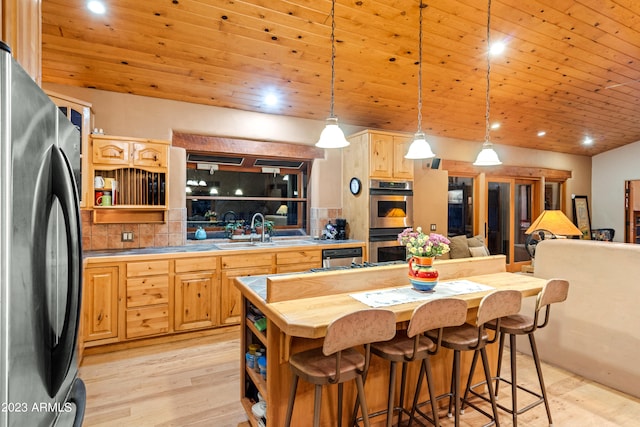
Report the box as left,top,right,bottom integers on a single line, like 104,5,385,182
463,279,569,426
283,308,397,427
429,289,523,427
353,298,468,427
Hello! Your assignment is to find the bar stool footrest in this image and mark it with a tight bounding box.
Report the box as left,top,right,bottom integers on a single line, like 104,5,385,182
354,406,419,427
411,394,452,427
467,376,546,416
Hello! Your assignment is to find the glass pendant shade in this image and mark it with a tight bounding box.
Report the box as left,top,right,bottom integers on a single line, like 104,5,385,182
474,0,502,166
473,142,502,166
316,117,349,148
405,131,435,159
405,2,435,160
315,0,349,149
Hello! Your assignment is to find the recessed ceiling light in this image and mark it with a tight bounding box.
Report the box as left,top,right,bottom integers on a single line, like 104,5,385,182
264,93,278,106
490,41,506,56
537,131,546,137
490,122,500,130
87,0,106,14
583,137,593,145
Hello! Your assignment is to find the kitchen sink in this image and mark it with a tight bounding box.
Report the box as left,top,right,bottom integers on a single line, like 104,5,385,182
214,241,276,250
214,239,316,250
271,239,316,246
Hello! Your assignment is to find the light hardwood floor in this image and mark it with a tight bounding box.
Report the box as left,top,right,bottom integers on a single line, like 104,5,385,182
79,332,640,426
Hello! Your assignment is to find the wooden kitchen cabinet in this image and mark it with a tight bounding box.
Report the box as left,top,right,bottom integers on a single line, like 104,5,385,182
220,253,273,325
89,134,169,224
174,256,220,331
221,267,271,325
2,0,41,82
81,243,363,355
348,130,414,180
83,265,120,343
343,129,414,245
92,137,168,168
125,260,170,339
276,249,322,273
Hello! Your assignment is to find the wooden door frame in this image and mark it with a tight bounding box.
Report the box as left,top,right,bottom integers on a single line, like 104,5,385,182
484,177,541,272
445,161,569,271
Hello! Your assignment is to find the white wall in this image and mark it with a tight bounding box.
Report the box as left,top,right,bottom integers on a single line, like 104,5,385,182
44,82,361,210
44,83,593,215
592,139,640,241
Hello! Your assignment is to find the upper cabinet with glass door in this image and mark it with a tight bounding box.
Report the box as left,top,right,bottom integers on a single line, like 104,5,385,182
46,91,92,208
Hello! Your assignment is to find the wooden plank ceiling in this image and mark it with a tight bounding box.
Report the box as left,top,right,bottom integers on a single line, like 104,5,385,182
41,0,640,156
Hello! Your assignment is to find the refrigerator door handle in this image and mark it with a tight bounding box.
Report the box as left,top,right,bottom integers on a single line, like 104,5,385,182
68,378,86,427
47,145,83,396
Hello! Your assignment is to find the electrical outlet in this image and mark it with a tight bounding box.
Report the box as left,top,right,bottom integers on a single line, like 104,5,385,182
430,224,437,231
122,231,134,242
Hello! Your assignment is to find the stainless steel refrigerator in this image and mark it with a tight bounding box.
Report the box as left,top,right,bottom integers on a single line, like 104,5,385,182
0,41,85,426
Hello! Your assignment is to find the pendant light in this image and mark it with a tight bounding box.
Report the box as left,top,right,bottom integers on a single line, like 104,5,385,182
473,0,502,166
405,1,435,160
316,0,349,148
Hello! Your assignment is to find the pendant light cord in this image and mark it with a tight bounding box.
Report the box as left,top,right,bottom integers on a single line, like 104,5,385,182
329,0,337,118
417,1,424,132
485,0,492,144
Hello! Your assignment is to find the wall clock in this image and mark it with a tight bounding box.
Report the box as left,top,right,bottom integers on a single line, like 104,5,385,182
349,177,361,195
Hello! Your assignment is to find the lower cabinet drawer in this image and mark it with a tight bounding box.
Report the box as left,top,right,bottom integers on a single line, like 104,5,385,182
126,276,169,308
126,305,169,339
276,262,319,274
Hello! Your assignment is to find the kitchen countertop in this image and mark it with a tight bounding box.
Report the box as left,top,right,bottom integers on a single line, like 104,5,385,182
83,238,364,259
235,264,546,340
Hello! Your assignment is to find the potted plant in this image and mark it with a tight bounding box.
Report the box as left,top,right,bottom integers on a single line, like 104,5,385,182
256,220,275,236
204,210,217,222
225,221,244,238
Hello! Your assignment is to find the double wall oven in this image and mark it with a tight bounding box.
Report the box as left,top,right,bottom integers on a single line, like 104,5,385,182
368,179,413,263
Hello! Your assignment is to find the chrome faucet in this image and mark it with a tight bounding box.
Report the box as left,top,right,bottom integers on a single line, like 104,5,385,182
250,212,266,243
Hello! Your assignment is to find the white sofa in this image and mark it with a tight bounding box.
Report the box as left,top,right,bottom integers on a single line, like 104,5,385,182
524,239,640,398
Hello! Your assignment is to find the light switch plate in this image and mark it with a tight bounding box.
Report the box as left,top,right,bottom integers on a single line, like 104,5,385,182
430,224,437,231
122,231,134,242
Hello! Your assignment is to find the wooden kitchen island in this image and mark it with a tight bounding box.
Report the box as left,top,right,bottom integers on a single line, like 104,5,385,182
234,255,548,427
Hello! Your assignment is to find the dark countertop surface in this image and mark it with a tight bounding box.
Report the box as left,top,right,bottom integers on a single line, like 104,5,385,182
84,238,364,258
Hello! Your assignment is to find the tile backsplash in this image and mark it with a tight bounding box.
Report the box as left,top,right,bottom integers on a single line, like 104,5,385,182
310,207,343,238
81,208,186,251
82,207,342,251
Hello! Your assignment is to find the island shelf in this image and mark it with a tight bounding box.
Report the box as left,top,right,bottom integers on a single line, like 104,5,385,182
234,255,547,426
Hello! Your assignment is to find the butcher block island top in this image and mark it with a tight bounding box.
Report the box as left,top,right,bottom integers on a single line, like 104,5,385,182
233,255,550,427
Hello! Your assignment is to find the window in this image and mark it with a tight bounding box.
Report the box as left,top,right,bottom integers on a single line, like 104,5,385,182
186,161,308,238
174,132,324,240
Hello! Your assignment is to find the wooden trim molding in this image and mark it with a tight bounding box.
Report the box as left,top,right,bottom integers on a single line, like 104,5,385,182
441,159,572,181
172,131,325,160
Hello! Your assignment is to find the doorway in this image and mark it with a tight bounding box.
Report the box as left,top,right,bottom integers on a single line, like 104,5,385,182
486,178,540,271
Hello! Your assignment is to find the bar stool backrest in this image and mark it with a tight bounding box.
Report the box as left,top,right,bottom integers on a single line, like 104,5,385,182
533,278,570,330
407,298,468,338
323,309,397,356
477,290,523,326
